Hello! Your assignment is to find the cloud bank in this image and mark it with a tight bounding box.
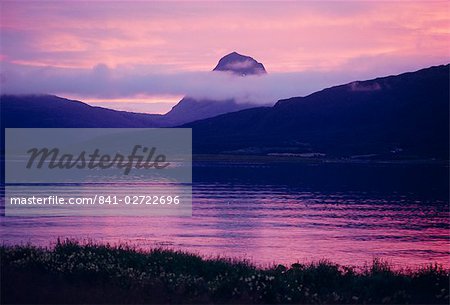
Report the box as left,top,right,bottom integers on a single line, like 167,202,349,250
2,54,447,109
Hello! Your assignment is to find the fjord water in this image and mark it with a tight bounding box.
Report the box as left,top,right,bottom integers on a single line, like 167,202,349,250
1,162,449,268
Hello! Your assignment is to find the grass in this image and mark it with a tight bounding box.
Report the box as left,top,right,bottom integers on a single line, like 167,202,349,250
1,240,448,304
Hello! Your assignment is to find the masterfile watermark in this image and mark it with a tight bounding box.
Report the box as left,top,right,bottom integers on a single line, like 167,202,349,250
5,128,192,216
26,145,170,175
6,128,191,183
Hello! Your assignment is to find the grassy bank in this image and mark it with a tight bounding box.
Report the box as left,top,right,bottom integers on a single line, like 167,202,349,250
1,240,448,304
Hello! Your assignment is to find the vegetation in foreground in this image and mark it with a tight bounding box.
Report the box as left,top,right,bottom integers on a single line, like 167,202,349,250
1,240,448,304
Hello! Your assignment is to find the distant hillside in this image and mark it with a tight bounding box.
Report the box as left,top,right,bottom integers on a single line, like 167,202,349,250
185,65,449,159
0,95,163,128
1,52,270,128
2,65,448,160
162,52,269,125
163,97,252,126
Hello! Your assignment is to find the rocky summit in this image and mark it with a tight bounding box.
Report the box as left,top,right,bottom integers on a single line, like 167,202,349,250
212,51,267,76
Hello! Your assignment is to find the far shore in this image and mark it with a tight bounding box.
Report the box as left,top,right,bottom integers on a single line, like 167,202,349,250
192,154,449,165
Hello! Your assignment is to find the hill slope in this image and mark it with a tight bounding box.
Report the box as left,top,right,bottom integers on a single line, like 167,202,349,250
184,64,449,159
0,95,163,128
1,52,270,128
2,65,448,160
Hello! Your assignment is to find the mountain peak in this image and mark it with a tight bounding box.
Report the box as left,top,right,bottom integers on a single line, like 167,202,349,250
213,52,267,76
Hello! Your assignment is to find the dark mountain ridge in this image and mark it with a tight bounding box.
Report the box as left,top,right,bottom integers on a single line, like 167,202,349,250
1,52,270,129
1,64,448,160
184,64,449,159
0,95,163,128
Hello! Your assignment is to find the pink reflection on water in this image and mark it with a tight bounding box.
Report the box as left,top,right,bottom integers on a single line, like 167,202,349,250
1,183,449,269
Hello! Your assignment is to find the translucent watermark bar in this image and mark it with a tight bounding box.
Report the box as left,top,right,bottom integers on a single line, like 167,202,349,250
5,128,192,216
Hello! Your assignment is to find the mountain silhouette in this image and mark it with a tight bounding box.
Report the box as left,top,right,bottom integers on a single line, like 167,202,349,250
184,64,449,159
163,52,268,125
2,64,448,160
213,51,267,76
1,52,269,129
0,95,163,128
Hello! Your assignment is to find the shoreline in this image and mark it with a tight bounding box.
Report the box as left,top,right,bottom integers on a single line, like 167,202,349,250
1,240,449,304
192,154,449,165
1,239,448,272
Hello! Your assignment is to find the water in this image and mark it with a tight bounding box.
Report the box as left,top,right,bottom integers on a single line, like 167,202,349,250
1,161,449,268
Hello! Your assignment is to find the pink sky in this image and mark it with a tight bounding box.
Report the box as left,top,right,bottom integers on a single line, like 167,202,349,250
1,1,449,113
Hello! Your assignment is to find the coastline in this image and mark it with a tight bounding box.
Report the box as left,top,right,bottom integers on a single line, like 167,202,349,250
1,241,449,304
192,154,449,165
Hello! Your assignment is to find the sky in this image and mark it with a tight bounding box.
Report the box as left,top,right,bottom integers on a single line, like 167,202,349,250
1,1,449,113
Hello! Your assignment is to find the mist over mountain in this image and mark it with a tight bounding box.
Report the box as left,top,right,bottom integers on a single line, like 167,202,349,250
163,97,251,126
1,52,271,127
163,52,269,125
184,64,449,160
213,52,267,76
1,64,448,160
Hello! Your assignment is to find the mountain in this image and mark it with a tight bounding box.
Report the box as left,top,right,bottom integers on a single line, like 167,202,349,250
1,52,269,128
162,52,268,125
184,64,449,160
163,97,252,126
2,64,448,160
0,95,163,128
212,51,267,76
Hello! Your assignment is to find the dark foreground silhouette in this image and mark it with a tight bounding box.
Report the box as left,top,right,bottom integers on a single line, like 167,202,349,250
1,240,448,304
